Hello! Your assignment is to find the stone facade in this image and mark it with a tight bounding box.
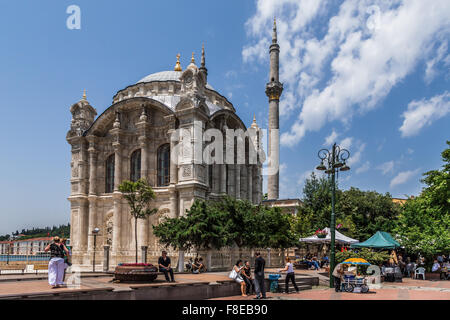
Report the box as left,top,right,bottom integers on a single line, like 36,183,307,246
67,52,266,270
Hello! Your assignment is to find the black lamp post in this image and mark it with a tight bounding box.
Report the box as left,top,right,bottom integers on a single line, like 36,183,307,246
316,143,350,288
92,228,100,273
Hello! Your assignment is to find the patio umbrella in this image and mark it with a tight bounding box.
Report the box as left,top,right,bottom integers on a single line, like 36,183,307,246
342,258,371,265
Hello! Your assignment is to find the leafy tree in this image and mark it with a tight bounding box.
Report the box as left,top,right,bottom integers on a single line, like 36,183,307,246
299,172,337,230
258,205,297,250
215,197,259,249
394,141,450,263
337,188,401,241
119,179,158,263
153,216,191,251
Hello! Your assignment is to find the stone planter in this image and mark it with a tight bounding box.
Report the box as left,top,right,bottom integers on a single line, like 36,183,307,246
113,264,158,282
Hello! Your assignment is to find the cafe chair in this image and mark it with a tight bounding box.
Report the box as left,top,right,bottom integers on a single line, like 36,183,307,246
414,267,425,280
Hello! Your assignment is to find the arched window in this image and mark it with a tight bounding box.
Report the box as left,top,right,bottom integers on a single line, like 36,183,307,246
157,144,170,187
105,154,115,193
130,149,141,182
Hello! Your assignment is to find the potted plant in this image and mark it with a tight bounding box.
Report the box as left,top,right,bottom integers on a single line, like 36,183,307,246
114,263,159,282
315,229,328,239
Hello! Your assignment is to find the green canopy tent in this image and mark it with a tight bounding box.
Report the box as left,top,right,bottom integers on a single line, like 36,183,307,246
350,231,400,249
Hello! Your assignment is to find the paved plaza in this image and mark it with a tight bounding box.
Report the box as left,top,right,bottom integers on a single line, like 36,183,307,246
0,269,448,300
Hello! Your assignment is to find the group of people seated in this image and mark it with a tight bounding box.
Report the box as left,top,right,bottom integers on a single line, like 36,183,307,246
185,257,207,274
298,254,329,270
384,253,449,280
431,255,450,280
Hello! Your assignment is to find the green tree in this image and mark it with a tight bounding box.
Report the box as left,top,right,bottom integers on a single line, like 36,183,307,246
119,179,158,263
299,172,337,230
215,197,259,249
258,205,297,250
394,141,450,263
337,188,401,241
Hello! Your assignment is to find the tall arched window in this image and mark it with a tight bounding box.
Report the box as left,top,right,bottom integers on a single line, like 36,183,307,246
105,154,115,193
157,144,170,187
130,149,141,182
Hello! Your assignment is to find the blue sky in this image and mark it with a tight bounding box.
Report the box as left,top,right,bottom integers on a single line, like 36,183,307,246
0,0,449,235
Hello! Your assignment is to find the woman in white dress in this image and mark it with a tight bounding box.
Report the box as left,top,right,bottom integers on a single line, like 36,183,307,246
44,236,70,289
232,260,247,296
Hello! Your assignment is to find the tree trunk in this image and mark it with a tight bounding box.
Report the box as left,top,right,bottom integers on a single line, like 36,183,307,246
135,217,138,264
178,250,185,273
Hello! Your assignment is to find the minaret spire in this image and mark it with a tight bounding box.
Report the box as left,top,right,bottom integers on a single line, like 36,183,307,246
265,17,283,200
201,43,206,68
199,43,208,82
272,17,277,44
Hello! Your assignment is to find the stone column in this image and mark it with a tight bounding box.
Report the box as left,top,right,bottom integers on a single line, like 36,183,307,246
87,197,97,251
169,129,178,185
235,165,241,199
220,164,227,194
227,165,235,197
141,246,148,263
112,196,122,253
247,166,253,203
103,246,110,272
140,139,148,181
113,143,122,191
212,164,220,194
88,148,97,195
78,199,89,252
169,189,178,218
240,165,247,200
137,218,148,250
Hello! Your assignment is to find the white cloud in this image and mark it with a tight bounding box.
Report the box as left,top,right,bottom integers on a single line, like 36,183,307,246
399,91,450,137
356,161,370,174
389,168,420,188
377,160,395,175
347,142,365,167
243,0,450,147
425,41,450,84
324,130,339,146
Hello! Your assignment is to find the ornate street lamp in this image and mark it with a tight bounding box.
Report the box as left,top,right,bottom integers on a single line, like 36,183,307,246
92,228,100,273
316,143,350,288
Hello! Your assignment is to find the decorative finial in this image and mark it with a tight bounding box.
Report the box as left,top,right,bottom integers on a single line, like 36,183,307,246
251,114,258,128
174,53,182,71
191,52,195,64
82,89,87,101
201,43,205,68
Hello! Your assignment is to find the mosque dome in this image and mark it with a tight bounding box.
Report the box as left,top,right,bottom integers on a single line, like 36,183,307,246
137,70,215,91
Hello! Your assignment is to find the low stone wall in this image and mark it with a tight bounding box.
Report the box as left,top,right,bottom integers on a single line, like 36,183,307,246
2,280,242,300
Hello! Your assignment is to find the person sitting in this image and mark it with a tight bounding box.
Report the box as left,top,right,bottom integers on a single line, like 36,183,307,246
432,259,441,273
185,258,193,272
192,258,201,274
311,256,320,270
405,257,416,278
231,260,247,297
197,258,207,273
242,261,255,295
158,250,175,282
321,255,329,268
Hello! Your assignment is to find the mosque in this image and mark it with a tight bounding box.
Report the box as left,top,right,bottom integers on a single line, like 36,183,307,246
66,21,285,270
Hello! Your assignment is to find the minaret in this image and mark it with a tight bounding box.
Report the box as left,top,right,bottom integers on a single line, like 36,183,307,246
199,43,208,82
265,18,283,200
